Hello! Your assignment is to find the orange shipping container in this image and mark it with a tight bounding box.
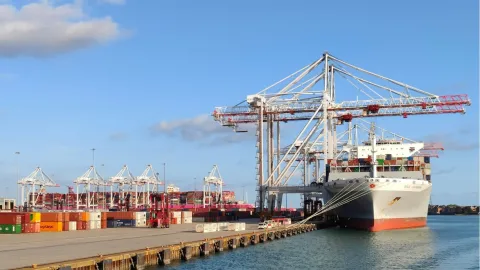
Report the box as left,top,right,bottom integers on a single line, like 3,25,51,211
106,212,135,220
62,222,69,232
40,222,62,232
41,213,63,222
62,213,70,222
101,212,107,221
101,219,107,229
81,212,90,221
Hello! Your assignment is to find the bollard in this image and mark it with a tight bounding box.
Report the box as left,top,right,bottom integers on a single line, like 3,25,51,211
97,259,112,270
158,249,171,265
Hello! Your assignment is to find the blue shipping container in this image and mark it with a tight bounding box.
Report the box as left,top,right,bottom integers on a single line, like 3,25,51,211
408,157,414,161
115,219,135,227
106,220,117,228
424,157,430,163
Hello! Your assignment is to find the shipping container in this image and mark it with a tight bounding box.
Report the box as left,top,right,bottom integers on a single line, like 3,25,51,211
69,221,77,231
385,154,392,160
101,219,107,229
40,222,62,232
426,175,431,181
408,156,414,161
0,213,22,225
0,224,22,234
62,222,70,232
41,212,63,222
76,221,88,230
69,212,83,222
62,212,70,222
106,211,135,220
377,159,384,165
114,219,135,227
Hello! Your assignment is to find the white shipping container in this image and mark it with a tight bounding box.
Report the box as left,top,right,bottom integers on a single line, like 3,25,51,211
69,221,77,231
135,219,147,227
210,223,218,232
89,220,97,230
240,223,246,231
89,212,101,221
218,222,229,231
171,211,182,219
182,218,192,224
182,211,192,218
135,212,147,220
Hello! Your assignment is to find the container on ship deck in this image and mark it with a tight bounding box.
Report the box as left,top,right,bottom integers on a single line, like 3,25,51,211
385,154,392,160
426,175,431,181
424,157,430,163
376,159,384,165
0,224,22,234
0,214,22,225
408,156,414,161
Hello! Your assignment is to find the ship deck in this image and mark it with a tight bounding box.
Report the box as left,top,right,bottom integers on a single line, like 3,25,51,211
0,219,260,269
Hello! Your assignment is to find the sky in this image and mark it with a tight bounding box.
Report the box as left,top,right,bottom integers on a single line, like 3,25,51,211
0,0,478,207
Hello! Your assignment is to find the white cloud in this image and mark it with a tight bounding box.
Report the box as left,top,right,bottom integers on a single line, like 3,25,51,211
0,1,122,57
109,132,128,141
150,114,256,145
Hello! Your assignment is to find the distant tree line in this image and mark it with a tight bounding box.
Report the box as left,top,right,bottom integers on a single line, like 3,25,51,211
428,204,479,215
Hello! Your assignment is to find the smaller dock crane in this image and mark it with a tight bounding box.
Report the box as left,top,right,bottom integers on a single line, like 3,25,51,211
148,192,170,228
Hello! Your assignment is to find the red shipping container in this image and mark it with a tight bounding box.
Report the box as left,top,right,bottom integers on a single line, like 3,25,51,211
69,212,83,222
0,213,22,225
101,219,107,229
62,213,70,222
76,221,88,230
19,213,32,224
41,213,63,222
63,222,69,231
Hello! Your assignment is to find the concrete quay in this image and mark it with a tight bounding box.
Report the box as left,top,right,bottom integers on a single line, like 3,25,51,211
1,220,316,270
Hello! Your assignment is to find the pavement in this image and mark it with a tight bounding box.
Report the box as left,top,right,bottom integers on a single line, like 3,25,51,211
0,219,261,269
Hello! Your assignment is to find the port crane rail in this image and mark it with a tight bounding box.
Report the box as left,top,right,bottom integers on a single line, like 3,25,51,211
212,52,471,211
18,167,60,209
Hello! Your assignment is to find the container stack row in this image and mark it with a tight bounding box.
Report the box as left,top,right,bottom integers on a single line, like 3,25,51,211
170,211,192,224
105,211,148,228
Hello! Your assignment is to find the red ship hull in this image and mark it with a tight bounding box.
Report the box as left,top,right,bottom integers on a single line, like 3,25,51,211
339,217,427,232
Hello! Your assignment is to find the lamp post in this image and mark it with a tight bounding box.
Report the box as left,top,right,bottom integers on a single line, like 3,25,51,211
15,152,20,210
163,163,166,194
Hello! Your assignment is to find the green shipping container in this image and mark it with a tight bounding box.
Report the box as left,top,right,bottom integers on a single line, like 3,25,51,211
377,159,384,165
353,168,360,172
0,224,22,234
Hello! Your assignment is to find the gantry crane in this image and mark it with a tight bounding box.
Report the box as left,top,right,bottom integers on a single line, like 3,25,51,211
203,165,224,208
135,165,163,208
18,167,59,209
108,165,136,209
74,166,109,210
212,52,471,212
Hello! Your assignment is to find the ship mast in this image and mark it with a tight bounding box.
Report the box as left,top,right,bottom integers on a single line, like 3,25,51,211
370,122,377,178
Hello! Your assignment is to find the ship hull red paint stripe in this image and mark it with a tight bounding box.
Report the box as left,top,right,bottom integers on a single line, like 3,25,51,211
339,217,427,232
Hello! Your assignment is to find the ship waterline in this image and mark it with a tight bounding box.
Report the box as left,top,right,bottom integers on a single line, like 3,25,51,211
324,178,432,232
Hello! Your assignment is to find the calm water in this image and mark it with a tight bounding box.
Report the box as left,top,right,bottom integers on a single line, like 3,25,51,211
153,216,479,270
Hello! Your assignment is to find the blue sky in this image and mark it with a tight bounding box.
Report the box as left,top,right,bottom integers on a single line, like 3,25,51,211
0,0,478,206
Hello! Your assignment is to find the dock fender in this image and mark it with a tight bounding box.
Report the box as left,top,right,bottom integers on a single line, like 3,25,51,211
158,249,171,265
97,259,112,270
131,252,146,270
181,246,193,261
228,238,237,249
250,234,258,245
214,240,223,252
200,242,210,256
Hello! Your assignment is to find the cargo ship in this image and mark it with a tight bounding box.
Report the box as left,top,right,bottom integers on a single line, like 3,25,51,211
322,125,433,232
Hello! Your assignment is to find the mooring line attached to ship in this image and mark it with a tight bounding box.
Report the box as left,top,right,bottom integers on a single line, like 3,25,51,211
288,181,392,227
